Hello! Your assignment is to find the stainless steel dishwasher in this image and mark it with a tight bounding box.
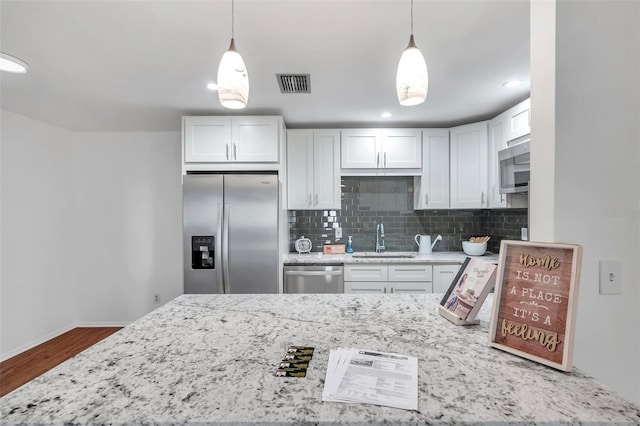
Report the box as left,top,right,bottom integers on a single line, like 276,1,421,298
283,264,344,293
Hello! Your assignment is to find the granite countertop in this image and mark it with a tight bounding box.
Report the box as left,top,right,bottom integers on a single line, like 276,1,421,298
285,251,498,264
2,294,638,425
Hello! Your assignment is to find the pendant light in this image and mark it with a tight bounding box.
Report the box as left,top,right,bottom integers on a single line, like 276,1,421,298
0,52,28,73
396,0,428,106
217,0,249,109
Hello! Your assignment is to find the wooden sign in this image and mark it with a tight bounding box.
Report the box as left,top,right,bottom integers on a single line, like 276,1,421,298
488,241,582,371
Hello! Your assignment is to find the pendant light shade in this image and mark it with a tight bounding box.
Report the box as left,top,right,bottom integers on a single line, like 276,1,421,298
0,52,28,73
217,38,249,109
396,0,428,106
217,0,249,109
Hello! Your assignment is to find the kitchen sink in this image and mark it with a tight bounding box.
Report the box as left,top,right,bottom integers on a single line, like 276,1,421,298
352,254,416,259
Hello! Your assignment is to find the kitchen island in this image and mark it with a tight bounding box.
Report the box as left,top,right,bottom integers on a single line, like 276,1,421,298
1,294,638,425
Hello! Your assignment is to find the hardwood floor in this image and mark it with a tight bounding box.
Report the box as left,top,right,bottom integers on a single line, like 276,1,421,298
0,327,122,398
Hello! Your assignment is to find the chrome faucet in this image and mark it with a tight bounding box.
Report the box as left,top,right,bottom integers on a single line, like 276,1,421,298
376,222,386,253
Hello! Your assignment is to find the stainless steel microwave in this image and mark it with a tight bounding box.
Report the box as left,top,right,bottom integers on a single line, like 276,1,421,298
498,140,530,193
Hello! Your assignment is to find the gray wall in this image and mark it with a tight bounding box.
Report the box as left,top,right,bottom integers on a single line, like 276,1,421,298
289,176,527,254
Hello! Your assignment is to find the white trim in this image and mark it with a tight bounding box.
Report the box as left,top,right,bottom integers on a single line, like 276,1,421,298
1,325,74,362
0,322,130,362
75,322,130,328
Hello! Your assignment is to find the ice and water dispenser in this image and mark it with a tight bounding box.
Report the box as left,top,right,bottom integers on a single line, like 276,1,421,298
191,236,214,269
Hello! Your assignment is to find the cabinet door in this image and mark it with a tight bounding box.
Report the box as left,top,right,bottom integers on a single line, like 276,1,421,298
388,264,432,282
381,129,422,168
389,282,432,293
341,129,380,168
433,264,462,293
313,130,341,209
232,117,279,162
506,98,531,141
183,117,231,162
414,129,450,209
344,282,387,293
286,130,313,209
344,265,387,281
487,116,507,208
450,122,489,208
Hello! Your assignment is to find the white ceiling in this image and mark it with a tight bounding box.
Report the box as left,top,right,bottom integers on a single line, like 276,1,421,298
0,0,530,132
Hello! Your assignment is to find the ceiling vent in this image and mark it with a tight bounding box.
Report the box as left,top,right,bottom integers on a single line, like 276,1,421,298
276,74,311,94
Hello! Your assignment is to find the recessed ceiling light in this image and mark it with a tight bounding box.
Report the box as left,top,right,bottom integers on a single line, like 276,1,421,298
0,52,28,73
206,83,218,91
503,80,522,88
381,112,392,118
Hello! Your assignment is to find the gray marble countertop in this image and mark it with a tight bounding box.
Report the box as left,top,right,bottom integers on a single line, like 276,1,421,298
285,251,498,264
2,294,639,425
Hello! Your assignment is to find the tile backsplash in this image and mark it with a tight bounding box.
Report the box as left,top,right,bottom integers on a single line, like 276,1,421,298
288,176,527,254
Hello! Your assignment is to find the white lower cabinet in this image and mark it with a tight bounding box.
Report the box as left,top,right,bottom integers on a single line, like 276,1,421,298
344,282,387,293
433,264,463,293
344,264,433,294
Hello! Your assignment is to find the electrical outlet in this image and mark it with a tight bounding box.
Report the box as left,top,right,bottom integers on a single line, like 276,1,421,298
153,294,161,304
335,227,343,239
599,260,621,295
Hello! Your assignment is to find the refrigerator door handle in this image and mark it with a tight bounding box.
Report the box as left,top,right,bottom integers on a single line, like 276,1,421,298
216,203,224,293
222,203,231,293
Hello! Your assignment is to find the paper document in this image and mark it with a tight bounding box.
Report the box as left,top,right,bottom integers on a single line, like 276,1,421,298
322,348,418,411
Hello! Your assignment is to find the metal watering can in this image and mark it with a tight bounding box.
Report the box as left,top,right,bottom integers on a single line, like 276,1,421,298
414,234,442,255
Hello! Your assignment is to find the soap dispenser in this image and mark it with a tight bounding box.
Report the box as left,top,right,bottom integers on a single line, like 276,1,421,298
346,236,354,253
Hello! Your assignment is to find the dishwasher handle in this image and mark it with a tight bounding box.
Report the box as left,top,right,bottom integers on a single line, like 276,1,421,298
284,270,343,276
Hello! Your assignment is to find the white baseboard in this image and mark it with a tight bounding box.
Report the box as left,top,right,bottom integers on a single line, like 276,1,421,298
76,321,130,328
0,322,130,362
1,324,75,362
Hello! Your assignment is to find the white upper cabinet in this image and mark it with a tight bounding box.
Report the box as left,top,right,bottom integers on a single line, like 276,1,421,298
450,122,489,209
380,129,422,168
183,116,280,164
313,130,342,209
341,129,379,168
287,129,341,210
341,129,421,170
414,129,450,209
487,114,507,208
505,98,531,142
183,117,231,162
232,117,280,162
487,97,531,208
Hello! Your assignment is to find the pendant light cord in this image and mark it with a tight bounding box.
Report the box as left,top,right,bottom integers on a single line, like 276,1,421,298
410,0,414,35
231,0,235,39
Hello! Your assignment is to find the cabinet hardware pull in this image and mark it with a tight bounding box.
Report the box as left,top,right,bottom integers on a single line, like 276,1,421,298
315,194,318,204
309,194,312,205
226,144,229,160
384,152,387,167
233,143,237,160
425,194,429,205
377,152,380,168
481,191,485,206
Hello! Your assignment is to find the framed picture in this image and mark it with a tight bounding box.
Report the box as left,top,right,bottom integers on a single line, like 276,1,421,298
488,240,582,371
440,257,497,323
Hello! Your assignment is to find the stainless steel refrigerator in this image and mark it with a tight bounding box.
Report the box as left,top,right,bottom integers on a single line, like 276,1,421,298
183,174,279,294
